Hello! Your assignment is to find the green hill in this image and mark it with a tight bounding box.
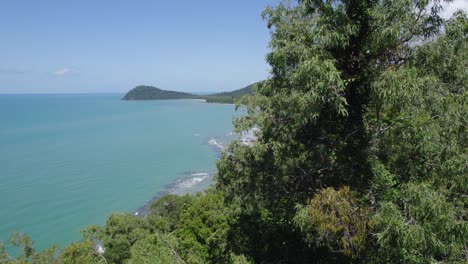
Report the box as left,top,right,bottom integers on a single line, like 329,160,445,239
122,85,197,100
122,83,257,103
204,84,254,103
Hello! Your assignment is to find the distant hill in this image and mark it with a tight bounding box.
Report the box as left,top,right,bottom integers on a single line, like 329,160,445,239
122,86,197,100
204,84,254,103
122,83,257,103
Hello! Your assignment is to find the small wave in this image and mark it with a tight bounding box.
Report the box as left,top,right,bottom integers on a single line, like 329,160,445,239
133,172,212,217
174,173,209,189
208,138,225,150
191,177,206,183
174,174,208,189
192,172,209,177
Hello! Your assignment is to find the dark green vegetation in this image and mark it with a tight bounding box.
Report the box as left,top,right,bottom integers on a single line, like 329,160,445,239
122,84,255,104
204,84,254,103
122,85,197,100
2,0,467,263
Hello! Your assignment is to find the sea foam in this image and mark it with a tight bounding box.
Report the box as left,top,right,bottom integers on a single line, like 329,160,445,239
208,138,225,150
133,171,212,217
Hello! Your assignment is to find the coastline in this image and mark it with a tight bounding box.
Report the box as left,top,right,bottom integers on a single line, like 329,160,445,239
132,135,225,217
132,130,257,217
133,171,214,217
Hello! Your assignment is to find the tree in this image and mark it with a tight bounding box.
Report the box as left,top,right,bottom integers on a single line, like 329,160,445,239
96,213,150,264
294,187,373,259
126,233,184,264
147,194,194,232
175,191,230,263
217,0,467,262
59,240,105,264
0,232,60,264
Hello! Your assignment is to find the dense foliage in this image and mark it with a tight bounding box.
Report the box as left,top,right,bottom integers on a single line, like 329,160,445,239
2,0,466,263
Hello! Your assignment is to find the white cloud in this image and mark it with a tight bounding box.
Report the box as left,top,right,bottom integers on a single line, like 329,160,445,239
441,0,468,19
53,68,73,76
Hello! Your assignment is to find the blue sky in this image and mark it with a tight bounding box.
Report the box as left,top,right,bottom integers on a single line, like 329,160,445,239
0,0,278,94
1,0,466,94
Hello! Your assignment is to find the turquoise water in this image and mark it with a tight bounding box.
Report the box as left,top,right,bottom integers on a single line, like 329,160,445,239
0,94,235,251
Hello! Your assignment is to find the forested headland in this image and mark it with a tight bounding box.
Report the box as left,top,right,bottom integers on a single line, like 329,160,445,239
122,84,254,104
2,0,467,263
122,86,197,100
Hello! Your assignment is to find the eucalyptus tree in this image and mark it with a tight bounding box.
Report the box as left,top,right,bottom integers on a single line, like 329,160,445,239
217,0,467,262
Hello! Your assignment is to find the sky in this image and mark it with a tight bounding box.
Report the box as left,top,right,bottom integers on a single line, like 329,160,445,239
0,0,278,94
0,0,466,94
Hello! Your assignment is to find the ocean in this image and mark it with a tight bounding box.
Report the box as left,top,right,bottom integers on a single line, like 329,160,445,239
0,93,236,251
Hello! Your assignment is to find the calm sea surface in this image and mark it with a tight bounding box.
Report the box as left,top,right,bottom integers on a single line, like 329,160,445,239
0,94,235,251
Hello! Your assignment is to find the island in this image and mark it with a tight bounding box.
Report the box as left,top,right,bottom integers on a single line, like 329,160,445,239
122,85,197,100
122,84,255,104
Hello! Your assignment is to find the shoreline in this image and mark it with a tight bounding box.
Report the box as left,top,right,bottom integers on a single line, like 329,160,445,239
133,171,215,217
132,130,257,218
132,135,225,217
